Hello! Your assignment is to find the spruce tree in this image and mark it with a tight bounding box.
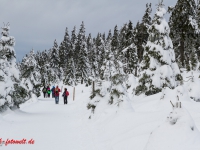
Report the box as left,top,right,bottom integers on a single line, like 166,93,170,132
39,50,50,86
142,3,152,30
63,26,78,85
189,46,199,71
20,49,41,97
139,3,152,62
95,33,105,79
76,22,89,84
135,1,182,96
50,39,61,83
119,23,128,51
87,34,98,81
63,57,77,86
169,0,198,68
50,40,60,69
59,27,71,71
88,46,133,115
0,23,29,108
125,21,134,47
197,0,200,28
111,25,120,57
71,26,78,65
123,43,138,75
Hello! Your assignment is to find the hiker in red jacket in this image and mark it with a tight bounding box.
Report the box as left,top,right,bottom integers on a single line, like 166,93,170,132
62,88,69,104
54,86,61,104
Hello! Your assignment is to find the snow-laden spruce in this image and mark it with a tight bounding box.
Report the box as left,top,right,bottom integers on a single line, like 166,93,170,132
136,1,182,96
20,49,41,97
49,39,62,83
144,100,200,150
122,43,138,76
88,47,133,118
169,0,199,70
0,23,18,107
0,23,29,109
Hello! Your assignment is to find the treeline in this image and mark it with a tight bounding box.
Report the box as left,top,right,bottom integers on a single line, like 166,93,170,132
19,0,200,96
19,3,151,86
1,0,200,111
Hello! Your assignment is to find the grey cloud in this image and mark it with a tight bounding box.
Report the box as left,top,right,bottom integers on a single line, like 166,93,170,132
0,0,176,61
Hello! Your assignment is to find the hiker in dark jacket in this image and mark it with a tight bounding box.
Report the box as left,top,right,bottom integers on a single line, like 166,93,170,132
47,86,51,98
51,86,55,98
42,86,47,98
62,88,69,104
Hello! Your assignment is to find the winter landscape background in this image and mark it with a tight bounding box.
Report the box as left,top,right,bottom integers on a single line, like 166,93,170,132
1,0,200,150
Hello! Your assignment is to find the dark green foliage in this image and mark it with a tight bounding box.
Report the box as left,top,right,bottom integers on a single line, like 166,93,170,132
111,89,124,98
32,83,42,97
87,103,96,113
50,40,60,68
190,49,198,71
169,0,198,68
59,27,71,70
111,25,119,57
145,86,162,96
175,74,183,81
0,76,4,81
108,96,114,105
135,73,150,95
90,89,102,99
11,84,30,108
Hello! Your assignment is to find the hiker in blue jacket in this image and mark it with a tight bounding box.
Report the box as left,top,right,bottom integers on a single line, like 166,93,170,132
51,86,55,98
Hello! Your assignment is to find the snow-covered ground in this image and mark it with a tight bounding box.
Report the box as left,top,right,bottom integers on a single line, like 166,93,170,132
1,83,200,150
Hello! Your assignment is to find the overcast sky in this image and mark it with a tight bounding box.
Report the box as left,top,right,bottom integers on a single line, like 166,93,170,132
0,0,176,61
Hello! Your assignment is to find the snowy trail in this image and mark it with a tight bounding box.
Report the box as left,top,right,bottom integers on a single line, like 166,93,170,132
0,97,96,150
1,85,200,150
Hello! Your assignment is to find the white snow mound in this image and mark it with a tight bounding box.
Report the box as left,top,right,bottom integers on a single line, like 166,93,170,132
144,107,200,150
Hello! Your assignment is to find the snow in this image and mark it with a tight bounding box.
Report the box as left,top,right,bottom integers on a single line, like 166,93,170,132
144,107,200,150
1,82,200,150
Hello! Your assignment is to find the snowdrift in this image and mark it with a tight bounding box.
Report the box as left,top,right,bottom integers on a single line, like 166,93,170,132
144,106,200,150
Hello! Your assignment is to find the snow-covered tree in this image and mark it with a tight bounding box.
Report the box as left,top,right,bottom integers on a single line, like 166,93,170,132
63,57,77,86
50,40,60,69
20,49,41,97
49,40,61,83
138,3,152,62
111,25,120,57
122,43,138,76
87,34,98,81
96,33,105,79
37,50,50,86
63,26,78,85
196,0,200,28
59,27,71,71
169,0,198,68
119,23,128,52
0,23,29,109
189,46,199,71
142,3,152,30
135,1,182,96
88,46,133,116
76,22,90,85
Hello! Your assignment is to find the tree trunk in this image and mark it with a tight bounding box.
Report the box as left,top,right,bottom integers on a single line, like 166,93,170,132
135,65,137,77
92,81,95,94
180,38,185,67
73,87,75,101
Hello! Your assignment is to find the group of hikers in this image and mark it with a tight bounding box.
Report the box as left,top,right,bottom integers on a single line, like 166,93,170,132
42,85,69,104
